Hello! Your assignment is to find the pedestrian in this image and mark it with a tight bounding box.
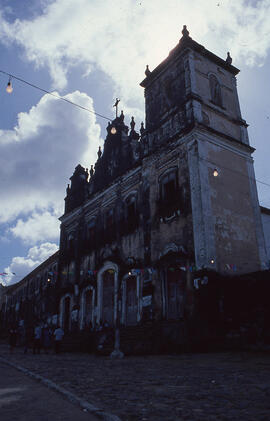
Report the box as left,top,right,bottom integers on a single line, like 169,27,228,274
42,324,51,354
9,325,17,354
54,326,64,354
33,324,42,354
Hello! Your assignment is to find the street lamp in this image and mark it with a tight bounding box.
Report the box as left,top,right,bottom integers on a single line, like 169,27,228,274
6,78,13,93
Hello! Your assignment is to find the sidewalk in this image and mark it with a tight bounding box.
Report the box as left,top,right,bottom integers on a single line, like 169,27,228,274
0,360,100,421
0,343,270,420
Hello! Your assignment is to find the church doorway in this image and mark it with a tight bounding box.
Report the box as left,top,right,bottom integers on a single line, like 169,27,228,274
166,268,186,319
102,270,114,326
82,288,93,329
63,296,71,331
125,275,138,325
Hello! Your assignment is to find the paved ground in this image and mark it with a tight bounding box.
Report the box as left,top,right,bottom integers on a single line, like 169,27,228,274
0,343,270,420
0,360,99,421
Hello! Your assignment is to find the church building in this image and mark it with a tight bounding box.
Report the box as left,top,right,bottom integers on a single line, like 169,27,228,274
2,26,268,352
56,26,268,349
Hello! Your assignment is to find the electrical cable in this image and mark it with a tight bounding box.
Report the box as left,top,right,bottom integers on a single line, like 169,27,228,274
0,69,113,122
0,69,270,192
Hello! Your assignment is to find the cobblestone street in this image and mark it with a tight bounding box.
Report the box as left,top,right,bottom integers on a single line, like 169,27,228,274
1,344,270,421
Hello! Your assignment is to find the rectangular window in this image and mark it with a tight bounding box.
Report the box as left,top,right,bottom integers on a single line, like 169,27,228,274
158,170,180,218
163,178,176,203
126,197,137,232
87,220,96,250
105,209,115,242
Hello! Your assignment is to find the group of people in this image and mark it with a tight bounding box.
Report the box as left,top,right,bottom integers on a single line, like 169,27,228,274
9,323,64,354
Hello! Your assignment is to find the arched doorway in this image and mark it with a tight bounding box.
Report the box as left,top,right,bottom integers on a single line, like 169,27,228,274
166,268,186,319
60,294,73,331
64,296,71,331
81,287,94,329
102,270,115,326
125,275,138,325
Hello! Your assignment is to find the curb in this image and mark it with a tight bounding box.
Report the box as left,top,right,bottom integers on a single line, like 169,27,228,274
0,356,121,421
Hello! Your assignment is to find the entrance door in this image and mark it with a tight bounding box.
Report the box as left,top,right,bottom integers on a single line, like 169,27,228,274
167,269,185,319
84,289,93,328
126,276,137,325
102,271,114,326
64,296,71,331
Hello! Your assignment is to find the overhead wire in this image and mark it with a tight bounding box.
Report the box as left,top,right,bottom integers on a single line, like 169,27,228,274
0,69,113,122
0,69,270,190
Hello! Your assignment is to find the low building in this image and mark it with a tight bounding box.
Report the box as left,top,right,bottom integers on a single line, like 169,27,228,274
0,252,59,331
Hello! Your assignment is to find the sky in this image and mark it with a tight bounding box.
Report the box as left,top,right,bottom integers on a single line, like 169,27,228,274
0,0,270,286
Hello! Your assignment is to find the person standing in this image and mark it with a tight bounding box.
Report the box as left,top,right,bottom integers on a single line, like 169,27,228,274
54,326,64,354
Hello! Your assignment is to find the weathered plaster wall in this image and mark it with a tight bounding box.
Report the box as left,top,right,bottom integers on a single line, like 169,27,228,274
207,140,261,273
261,210,270,262
194,53,243,143
146,144,194,262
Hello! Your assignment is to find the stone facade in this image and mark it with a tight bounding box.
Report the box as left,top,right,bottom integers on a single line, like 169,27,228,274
1,27,268,352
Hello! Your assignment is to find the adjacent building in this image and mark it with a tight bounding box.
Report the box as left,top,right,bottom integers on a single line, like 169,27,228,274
0,252,59,331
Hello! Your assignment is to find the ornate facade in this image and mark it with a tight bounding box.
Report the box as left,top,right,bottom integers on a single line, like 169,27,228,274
1,27,269,352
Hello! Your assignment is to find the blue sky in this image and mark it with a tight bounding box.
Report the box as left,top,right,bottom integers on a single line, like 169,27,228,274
0,0,270,285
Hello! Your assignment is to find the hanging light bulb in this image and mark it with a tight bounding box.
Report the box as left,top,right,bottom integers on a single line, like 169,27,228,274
6,77,13,94
213,168,219,177
111,126,117,134
210,259,215,264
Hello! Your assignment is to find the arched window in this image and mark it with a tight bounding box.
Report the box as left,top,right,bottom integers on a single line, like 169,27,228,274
86,218,96,250
125,194,138,233
209,74,222,107
66,232,75,259
105,208,115,242
67,233,75,250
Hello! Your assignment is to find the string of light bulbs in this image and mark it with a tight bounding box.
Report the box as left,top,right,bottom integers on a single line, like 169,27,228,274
0,70,270,192
0,69,113,122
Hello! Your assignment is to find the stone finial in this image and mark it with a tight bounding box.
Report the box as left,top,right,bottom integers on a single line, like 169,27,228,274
97,146,102,159
145,65,151,77
120,110,124,122
140,122,145,135
130,116,135,131
182,25,189,38
226,51,232,65
90,165,94,177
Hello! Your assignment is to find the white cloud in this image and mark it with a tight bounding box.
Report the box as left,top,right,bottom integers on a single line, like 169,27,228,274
9,211,60,244
0,90,102,224
2,242,58,285
0,0,270,105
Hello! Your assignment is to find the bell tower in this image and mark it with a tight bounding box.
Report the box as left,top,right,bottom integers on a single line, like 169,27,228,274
140,26,267,274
